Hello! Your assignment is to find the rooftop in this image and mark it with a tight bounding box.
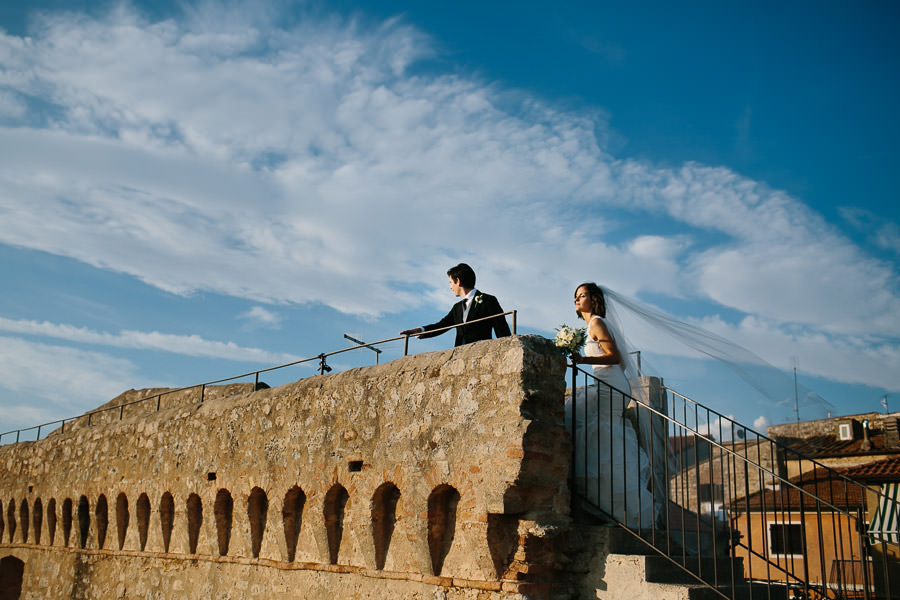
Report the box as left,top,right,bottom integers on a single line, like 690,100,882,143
731,467,866,512
839,455,900,482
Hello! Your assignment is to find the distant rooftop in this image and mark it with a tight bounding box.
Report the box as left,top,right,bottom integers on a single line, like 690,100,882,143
768,411,900,459
732,467,866,512
840,455,900,482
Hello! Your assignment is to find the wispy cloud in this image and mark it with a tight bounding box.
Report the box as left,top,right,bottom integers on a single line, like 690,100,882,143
841,206,900,255
240,306,282,328
0,318,299,363
0,2,897,395
0,336,142,425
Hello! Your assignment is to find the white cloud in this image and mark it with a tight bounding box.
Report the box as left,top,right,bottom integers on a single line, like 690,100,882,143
0,336,142,420
0,317,299,363
695,414,737,441
874,223,900,254
753,415,771,432
0,2,897,397
240,306,282,327
616,162,900,337
0,90,26,119
841,206,900,255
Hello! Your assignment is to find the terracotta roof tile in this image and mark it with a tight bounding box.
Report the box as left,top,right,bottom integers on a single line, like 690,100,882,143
839,456,900,481
731,467,866,512
774,431,900,458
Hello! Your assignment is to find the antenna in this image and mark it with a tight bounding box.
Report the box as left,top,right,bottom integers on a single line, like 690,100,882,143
792,356,800,423
344,334,383,365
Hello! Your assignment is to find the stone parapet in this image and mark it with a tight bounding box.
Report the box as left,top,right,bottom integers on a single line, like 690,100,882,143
0,335,573,599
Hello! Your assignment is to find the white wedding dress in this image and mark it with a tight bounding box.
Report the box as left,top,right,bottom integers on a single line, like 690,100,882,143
566,317,655,529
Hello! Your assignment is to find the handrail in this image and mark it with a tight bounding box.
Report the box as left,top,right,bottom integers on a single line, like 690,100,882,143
0,310,517,445
568,362,896,600
667,387,886,500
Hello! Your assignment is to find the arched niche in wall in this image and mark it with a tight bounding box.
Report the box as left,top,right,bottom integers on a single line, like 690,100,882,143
47,499,57,546
323,484,349,565
95,495,109,550
247,487,268,559
282,486,306,563
136,493,150,552
159,492,174,553
186,493,202,554
61,498,73,547
372,482,401,570
115,493,129,550
32,498,42,545
427,484,460,576
4,500,13,544
17,500,27,544
213,489,233,557
0,556,24,600
77,496,90,549
47,498,56,546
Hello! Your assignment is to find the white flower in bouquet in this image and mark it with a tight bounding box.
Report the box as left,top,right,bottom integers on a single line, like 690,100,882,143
554,325,587,354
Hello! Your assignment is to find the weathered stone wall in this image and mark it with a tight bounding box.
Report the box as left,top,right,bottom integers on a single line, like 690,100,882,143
667,439,781,514
0,335,572,599
768,411,899,442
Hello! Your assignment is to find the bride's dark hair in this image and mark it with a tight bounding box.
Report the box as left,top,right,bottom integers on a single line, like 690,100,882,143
575,282,606,319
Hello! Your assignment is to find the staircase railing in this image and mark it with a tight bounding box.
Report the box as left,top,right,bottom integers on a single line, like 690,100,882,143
568,364,898,600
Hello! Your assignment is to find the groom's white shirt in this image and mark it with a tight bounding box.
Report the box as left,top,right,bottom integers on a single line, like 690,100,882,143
461,289,477,321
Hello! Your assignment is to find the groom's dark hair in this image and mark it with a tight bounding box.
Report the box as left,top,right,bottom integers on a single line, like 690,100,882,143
447,263,476,289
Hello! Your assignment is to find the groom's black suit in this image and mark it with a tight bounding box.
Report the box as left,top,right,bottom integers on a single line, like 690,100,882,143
419,291,511,347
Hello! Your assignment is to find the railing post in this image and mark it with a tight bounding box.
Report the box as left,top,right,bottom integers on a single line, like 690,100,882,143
857,506,872,600
511,310,517,334
403,335,409,356
569,362,577,510
36,425,41,440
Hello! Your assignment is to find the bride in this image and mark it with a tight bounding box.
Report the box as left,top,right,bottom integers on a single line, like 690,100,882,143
567,282,655,529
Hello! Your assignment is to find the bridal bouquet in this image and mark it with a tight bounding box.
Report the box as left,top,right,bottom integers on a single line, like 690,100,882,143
554,324,587,355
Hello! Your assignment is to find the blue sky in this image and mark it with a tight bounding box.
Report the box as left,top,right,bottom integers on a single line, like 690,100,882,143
1,0,899,437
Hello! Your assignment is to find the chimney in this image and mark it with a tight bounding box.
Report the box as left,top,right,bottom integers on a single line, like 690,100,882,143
885,418,900,448
861,419,871,452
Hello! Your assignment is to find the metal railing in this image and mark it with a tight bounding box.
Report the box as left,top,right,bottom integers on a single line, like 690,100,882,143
0,311,516,445
568,363,898,600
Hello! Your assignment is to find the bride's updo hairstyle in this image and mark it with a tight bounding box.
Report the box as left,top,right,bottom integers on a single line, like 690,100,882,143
575,282,606,319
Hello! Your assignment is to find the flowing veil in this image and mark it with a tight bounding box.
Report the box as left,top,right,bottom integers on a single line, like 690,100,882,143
599,285,833,417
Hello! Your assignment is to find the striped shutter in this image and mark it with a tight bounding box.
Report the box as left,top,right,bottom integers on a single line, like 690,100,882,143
868,482,900,545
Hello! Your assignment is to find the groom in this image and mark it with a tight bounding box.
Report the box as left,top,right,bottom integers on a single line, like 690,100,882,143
400,263,511,347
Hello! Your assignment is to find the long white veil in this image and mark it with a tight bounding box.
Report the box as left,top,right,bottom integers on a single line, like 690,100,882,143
600,285,833,415
597,286,639,381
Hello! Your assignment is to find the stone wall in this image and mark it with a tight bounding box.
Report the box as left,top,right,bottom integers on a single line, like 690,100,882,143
767,411,900,443
667,439,781,515
0,335,572,599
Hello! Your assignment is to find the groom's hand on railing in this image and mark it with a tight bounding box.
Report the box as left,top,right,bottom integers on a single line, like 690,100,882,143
400,327,424,336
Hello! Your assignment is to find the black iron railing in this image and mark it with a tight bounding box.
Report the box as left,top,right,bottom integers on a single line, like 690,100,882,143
0,311,516,445
569,363,898,600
